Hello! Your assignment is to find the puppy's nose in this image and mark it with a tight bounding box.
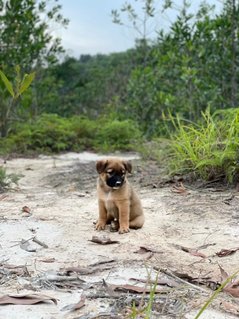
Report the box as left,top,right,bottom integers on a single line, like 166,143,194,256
115,181,121,186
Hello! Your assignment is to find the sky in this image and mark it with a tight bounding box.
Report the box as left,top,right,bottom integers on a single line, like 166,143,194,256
57,0,222,58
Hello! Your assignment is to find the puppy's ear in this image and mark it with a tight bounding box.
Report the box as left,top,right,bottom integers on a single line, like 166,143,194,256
96,159,108,174
123,160,132,173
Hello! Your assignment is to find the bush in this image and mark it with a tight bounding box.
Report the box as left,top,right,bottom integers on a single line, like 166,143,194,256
29,114,76,152
95,119,142,152
70,116,98,150
169,108,239,183
0,114,142,155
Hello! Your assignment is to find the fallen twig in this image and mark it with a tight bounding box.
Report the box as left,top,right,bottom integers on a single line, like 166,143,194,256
10,236,34,248
33,237,48,248
63,265,113,275
157,268,208,293
90,259,116,267
37,274,81,282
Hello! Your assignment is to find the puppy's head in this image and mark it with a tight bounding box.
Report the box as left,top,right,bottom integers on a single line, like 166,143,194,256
96,158,132,189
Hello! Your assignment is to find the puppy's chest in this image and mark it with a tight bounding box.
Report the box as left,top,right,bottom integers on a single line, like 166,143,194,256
104,191,117,211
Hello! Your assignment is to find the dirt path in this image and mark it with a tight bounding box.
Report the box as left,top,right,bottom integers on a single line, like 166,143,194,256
0,152,239,318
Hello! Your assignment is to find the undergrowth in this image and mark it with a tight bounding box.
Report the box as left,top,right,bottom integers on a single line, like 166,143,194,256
0,113,142,155
1,108,239,186
0,166,20,192
169,108,239,183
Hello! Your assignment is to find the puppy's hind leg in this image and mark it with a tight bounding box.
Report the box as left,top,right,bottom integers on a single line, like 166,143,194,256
129,215,145,229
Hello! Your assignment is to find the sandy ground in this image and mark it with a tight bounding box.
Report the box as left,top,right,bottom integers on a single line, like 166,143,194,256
0,152,239,319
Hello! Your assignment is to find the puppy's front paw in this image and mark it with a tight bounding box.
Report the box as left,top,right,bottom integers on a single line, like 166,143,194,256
95,220,106,231
119,226,130,234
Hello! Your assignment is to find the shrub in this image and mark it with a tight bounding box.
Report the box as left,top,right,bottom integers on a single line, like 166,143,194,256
95,119,142,152
0,114,142,155
169,108,239,183
70,116,98,150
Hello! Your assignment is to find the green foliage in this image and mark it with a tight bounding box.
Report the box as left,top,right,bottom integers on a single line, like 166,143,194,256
0,70,14,97
0,0,68,135
0,67,35,137
38,52,137,117
169,108,239,183
95,119,141,152
110,1,239,135
0,66,35,100
0,0,68,73
0,166,20,193
0,114,142,155
1,0,237,139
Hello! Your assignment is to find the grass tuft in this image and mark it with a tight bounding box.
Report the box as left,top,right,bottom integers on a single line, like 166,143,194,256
0,166,20,192
169,108,239,183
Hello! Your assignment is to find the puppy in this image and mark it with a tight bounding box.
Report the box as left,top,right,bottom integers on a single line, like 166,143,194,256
95,157,144,234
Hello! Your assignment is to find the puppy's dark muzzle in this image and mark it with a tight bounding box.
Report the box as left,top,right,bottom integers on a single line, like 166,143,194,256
106,174,124,188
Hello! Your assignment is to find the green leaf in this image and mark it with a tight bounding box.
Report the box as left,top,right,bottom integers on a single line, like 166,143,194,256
0,70,14,97
18,72,35,96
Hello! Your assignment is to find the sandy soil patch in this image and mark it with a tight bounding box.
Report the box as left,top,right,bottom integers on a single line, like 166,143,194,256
0,152,239,318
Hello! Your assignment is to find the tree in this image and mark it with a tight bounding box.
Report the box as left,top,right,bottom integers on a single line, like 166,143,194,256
114,0,239,135
0,0,68,136
0,0,68,73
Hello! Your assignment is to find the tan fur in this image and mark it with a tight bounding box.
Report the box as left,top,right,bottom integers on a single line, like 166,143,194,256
95,158,144,234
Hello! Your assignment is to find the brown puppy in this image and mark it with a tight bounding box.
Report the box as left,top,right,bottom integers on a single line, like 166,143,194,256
95,158,144,234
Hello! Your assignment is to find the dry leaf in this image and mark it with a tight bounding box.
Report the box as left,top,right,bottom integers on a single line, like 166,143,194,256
224,286,239,298
171,182,189,195
61,295,85,312
220,301,239,315
0,263,29,277
173,244,206,258
216,247,239,257
110,283,165,294
218,265,239,298
39,257,56,263
0,293,57,305
169,270,217,289
190,251,207,258
89,235,119,245
231,280,239,288
22,206,31,214
218,264,229,282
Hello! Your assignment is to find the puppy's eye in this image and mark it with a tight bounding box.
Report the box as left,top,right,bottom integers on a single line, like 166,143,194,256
107,170,114,175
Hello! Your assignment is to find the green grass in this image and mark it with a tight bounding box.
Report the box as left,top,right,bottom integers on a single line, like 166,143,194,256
127,269,159,319
0,166,20,192
128,268,239,319
168,108,239,183
194,269,239,318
